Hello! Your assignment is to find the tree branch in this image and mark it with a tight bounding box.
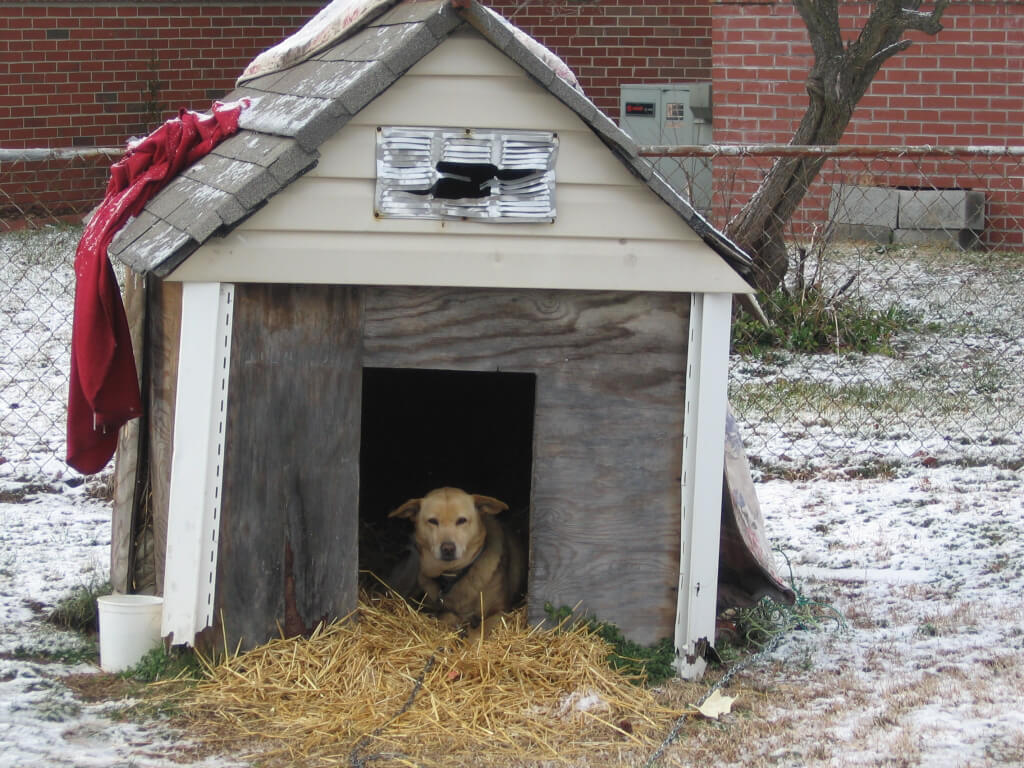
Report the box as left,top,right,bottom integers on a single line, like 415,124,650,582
869,39,913,65
900,0,951,35
728,0,952,291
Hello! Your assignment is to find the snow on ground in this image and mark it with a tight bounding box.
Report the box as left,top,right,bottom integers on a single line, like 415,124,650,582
0,487,245,768
746,466,1024,767
1,226,1022,766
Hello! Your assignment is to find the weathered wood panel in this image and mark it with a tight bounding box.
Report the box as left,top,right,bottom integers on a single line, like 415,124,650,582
363,287,688,645
144,279,182,596
111,270,146,593
216,284,363,650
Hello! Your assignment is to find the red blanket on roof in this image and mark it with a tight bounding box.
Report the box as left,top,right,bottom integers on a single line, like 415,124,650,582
67,101,246,474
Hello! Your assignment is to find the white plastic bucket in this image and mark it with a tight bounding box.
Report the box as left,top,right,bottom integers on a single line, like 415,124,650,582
96,594,164,672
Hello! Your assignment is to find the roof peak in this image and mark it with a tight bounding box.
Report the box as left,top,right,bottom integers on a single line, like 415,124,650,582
238,0,581,94
108,0,753,283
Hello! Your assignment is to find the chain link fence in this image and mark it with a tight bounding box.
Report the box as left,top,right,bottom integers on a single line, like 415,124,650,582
1,150,117,488
644,145,1024,475
2,147,1022,486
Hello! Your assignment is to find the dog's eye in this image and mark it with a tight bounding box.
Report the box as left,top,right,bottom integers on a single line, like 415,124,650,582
427,518,439,527
455,517,468,526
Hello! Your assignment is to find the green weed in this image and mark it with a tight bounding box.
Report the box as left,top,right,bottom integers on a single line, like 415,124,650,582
717,549,846,663
47,578,112,634
734,239,920,356
122,645,203,683
543,603,676,686
734,285,918,356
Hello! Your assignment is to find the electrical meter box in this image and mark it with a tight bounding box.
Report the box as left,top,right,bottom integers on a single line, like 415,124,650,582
620,83,712,213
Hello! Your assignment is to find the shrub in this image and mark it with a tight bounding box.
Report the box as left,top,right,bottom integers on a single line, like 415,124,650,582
733,243,919,356
734,285,918,356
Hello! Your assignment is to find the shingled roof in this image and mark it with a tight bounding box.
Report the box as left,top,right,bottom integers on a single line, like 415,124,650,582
107,0,753,281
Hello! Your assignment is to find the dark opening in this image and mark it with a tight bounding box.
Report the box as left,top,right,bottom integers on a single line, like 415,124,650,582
410,162,544,199
358,367,535,586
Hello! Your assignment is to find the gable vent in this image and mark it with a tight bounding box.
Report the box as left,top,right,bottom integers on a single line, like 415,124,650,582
375,126,557,222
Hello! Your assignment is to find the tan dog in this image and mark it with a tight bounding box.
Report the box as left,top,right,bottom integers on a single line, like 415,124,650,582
389,487,525,635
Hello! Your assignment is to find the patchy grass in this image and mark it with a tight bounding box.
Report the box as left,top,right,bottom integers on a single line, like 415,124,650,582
2,641,98,666
46,577,112,634
731,376,940,419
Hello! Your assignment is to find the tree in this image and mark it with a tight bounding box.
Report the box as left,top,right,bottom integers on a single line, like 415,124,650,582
725,0,951,292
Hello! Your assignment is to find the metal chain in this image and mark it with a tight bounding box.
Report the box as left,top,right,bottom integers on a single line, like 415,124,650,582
643,632,786,768
349,652,437,768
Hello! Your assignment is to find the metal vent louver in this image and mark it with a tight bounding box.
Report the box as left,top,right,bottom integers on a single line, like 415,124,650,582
376,127,557,221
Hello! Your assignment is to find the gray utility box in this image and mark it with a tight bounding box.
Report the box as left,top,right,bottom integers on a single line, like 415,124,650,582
620,83,713,213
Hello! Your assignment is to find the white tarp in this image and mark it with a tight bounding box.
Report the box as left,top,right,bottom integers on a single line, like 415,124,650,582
238,0,398,84
237,0,581,93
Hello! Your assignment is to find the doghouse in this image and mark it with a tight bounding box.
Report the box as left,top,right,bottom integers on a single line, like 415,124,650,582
107,0,756,679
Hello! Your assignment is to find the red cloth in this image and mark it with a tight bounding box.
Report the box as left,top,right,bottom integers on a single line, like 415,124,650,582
67,101,246,474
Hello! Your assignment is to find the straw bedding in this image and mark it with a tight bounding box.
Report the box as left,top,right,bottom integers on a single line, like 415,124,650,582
166,592,694,767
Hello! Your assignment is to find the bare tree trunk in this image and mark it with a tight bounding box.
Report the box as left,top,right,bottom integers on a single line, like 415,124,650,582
726,0,950,292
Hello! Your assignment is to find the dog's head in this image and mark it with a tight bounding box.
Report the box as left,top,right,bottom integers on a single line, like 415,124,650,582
389,487,508,569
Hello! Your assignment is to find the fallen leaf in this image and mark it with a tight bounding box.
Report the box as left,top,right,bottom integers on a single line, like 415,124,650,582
696,689,736,720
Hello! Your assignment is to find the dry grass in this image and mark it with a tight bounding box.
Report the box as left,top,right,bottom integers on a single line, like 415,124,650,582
154,592,697,767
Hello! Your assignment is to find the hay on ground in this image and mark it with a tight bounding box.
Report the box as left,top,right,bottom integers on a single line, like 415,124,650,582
161,592,694,767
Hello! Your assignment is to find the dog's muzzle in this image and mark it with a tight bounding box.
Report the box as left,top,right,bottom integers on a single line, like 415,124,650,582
439,541,457,561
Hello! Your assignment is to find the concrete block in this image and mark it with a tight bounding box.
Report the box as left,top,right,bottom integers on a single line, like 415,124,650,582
893,228,984,250
898,189,985,230
829,185,898,227
833,223,893,245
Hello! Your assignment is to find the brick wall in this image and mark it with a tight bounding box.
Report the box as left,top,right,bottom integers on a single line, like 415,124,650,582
486,0,713,116
1,1,319,217
711,0,1024,248
4,0,1021,244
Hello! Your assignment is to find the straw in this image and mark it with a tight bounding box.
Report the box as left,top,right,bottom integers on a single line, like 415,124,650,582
159,591,695,767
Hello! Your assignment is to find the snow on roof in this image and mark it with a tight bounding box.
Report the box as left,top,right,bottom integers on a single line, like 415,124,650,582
238,0,400,85
238,0,583,93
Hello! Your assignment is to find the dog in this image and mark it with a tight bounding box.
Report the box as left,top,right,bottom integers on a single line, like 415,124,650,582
388,487,525,635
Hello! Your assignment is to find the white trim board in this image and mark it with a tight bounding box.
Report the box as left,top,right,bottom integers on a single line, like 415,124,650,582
675,291,731,679
168,230,753,294
161,282,234,645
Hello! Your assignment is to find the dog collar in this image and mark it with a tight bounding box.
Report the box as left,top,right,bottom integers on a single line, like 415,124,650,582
435,546,484,595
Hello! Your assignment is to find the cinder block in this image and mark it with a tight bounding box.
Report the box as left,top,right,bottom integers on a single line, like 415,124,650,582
829,185,899,227
893,228,984,250
898,189,985,230
832,223,893,245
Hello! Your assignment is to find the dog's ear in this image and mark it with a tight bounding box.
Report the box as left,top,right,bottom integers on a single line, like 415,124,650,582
473,495,508,516
389,498,422,520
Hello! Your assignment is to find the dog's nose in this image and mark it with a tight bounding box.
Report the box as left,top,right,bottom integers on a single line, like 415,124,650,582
439,541,457,560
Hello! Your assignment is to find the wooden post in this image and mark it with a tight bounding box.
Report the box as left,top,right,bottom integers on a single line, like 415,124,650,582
676,292,731,679
110,269,146,594
161,283,234,646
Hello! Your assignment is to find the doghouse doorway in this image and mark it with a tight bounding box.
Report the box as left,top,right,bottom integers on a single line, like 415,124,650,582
358,367,535,586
